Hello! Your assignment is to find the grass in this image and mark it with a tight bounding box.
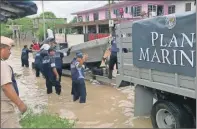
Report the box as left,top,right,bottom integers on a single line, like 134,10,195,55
20,110,75,128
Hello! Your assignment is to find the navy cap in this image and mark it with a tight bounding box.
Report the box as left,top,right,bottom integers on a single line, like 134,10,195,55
48,47,55,53
76,52,83,58
76,51,82,55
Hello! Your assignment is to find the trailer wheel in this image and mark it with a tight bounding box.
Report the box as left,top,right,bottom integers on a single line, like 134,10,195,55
151,101,191,128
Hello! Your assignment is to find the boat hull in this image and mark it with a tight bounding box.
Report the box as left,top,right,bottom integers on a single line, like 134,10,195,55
61,37,110,69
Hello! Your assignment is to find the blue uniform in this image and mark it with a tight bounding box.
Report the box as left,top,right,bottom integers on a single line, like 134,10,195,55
21,48,31,67
54,51,64,82
42,55,61,94
111,37,119,54
9,66,19,96
70,58,86,103
109,37,119,79
39,49,49,75
34,52,42,77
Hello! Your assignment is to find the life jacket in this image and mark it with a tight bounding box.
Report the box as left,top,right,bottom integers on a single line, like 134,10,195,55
70,58,85,80
21,48,28,60
111,37,119,54
9,66,19,96
39,50,49,73
40,49,48,58
54,51,62,69
42,56,55,80
34,51,42,68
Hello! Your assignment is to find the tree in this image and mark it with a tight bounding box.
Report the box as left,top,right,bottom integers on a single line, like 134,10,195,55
6,17,33,40
36,24,44,41
35,11,65,40
65,16,78,34
0,24,13,37
39,11,56,18
70,16,77,23
13,17,33,32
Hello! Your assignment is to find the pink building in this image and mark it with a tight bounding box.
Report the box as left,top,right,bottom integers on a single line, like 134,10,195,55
72,1,195,21
73,1,168,22
55,1,195,40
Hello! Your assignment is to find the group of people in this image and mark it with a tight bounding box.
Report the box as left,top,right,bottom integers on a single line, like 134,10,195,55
1,26,119,128
21,40,40,68
33,39,69,95
21,38,88,102
1,36,89,128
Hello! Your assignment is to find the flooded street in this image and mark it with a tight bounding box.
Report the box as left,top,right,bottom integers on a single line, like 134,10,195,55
7,44,152,128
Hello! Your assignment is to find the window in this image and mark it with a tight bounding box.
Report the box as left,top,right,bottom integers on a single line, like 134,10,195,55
93,12,99,21
116,10,120,17
116,10,119,16
78,16,83,22
130,6,142,17
112,9,120,17
105,10,110,19
114,9,120,15
148,5,157,13
168,5,175,14
113,9,116,14
125,7,128,13
85,15,89,21
185,3,191,11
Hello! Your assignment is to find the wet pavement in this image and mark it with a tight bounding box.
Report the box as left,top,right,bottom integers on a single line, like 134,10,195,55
7,44,152,128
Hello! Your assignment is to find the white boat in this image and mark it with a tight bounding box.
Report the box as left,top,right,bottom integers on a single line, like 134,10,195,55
60,37,110,69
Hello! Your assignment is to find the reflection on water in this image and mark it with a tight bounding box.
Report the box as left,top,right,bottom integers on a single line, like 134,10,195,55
7,44,152,128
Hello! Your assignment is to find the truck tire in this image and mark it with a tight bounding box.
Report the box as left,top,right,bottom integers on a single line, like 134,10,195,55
151,100,192,128
182,104,196,128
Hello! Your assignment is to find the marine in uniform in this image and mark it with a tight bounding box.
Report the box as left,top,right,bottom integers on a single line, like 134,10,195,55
71,52,88,103
42,48,61,95
21,45,32,67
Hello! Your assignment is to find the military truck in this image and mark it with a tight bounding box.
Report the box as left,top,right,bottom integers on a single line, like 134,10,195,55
115,12,196,128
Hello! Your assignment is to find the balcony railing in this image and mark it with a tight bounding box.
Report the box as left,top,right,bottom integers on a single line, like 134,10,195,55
84,33,109,42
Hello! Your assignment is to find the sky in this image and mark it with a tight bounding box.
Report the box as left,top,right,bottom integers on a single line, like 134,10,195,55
31,1,108,22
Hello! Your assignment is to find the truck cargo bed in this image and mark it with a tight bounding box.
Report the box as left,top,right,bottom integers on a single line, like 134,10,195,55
116,12,196,99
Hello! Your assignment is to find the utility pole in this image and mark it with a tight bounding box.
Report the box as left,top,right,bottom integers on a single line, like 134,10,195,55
42,0,46,39
108,0,112,36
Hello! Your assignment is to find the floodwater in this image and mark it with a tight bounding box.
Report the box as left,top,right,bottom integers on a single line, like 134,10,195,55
7,43,152,128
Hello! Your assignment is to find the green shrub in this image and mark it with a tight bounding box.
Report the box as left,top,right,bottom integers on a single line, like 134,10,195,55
20,110,75,128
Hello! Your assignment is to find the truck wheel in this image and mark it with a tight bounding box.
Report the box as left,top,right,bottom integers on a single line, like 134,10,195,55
151,100,191,128
182,104,196,128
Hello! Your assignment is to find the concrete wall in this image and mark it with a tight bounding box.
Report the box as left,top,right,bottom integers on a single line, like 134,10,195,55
66,34,84,47
55,33,65,43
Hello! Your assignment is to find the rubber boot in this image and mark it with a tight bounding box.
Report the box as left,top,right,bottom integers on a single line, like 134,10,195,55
108,69,113,79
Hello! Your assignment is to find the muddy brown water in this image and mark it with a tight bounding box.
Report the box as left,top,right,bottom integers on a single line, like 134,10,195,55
7,44,152,128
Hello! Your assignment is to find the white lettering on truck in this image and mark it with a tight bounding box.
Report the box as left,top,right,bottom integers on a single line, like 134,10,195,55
139,32,196,67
